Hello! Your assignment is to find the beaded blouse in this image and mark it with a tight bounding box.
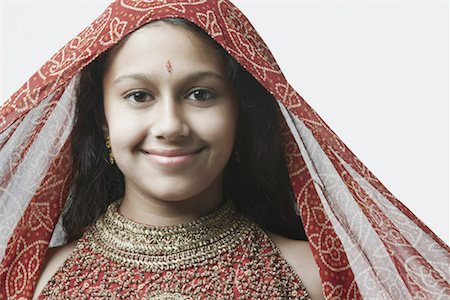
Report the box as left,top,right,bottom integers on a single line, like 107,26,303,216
38,200,311,299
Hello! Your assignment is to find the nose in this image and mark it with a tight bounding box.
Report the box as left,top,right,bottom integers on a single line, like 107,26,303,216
150,97,189,141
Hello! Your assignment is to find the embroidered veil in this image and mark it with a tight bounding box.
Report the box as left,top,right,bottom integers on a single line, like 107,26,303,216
0,1,448,299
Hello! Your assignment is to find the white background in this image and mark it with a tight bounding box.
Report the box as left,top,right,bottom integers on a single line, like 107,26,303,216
0,0,448,243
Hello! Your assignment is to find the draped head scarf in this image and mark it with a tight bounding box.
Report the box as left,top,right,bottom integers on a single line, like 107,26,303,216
0,1,448,299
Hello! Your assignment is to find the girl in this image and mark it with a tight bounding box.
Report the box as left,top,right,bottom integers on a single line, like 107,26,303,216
35,17,322,299
0,1,448,299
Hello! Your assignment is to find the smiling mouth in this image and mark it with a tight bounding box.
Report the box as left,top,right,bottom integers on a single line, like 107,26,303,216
143,147,204,167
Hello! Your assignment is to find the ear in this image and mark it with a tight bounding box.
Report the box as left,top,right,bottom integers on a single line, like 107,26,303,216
102,124,109,138
95,106,109,138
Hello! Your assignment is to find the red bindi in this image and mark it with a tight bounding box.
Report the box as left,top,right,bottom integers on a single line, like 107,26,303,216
165,60,173,73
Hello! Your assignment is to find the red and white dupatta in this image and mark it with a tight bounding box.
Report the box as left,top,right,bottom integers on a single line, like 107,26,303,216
0,1,448,299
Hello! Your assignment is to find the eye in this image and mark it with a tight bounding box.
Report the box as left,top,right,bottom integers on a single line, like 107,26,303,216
186,89,216,102
124,90,153,103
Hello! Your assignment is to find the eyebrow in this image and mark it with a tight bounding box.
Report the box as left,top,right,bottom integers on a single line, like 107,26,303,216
111,71,228,85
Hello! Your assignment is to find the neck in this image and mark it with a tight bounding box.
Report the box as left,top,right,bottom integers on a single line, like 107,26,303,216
118,177,224,227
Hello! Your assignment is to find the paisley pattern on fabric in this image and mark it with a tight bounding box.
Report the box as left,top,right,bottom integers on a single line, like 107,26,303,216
0,0,449,299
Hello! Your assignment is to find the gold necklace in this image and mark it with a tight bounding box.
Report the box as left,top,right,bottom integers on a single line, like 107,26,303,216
86,199,257,271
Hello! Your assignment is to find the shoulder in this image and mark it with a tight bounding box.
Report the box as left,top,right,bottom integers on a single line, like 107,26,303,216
265,231,325,300
32,240,78,299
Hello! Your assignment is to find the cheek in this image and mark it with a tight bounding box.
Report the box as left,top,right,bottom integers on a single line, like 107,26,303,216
104,104,146,153
193,107,237,155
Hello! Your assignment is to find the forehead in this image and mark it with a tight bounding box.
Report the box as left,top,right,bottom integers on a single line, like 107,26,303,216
104,21,228,79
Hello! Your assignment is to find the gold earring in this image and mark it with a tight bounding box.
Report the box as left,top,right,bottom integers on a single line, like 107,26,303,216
235,149,241,163
105,136,115,165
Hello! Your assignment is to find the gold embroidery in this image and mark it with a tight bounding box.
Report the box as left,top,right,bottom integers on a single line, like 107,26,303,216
40,200,311,299
89,200,255,271
146,292,192,299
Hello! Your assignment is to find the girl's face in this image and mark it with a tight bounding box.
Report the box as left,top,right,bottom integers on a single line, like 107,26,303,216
103,22,238,202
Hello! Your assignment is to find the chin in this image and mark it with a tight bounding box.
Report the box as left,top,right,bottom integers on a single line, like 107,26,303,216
152,194,194,202
144,185,205,202
126,171,224,204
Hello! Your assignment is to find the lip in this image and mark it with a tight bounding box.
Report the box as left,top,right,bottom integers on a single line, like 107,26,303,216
145,148,203,157
143,147,204,167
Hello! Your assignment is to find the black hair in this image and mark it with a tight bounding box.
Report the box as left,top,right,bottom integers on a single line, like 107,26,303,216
63,18,307,242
